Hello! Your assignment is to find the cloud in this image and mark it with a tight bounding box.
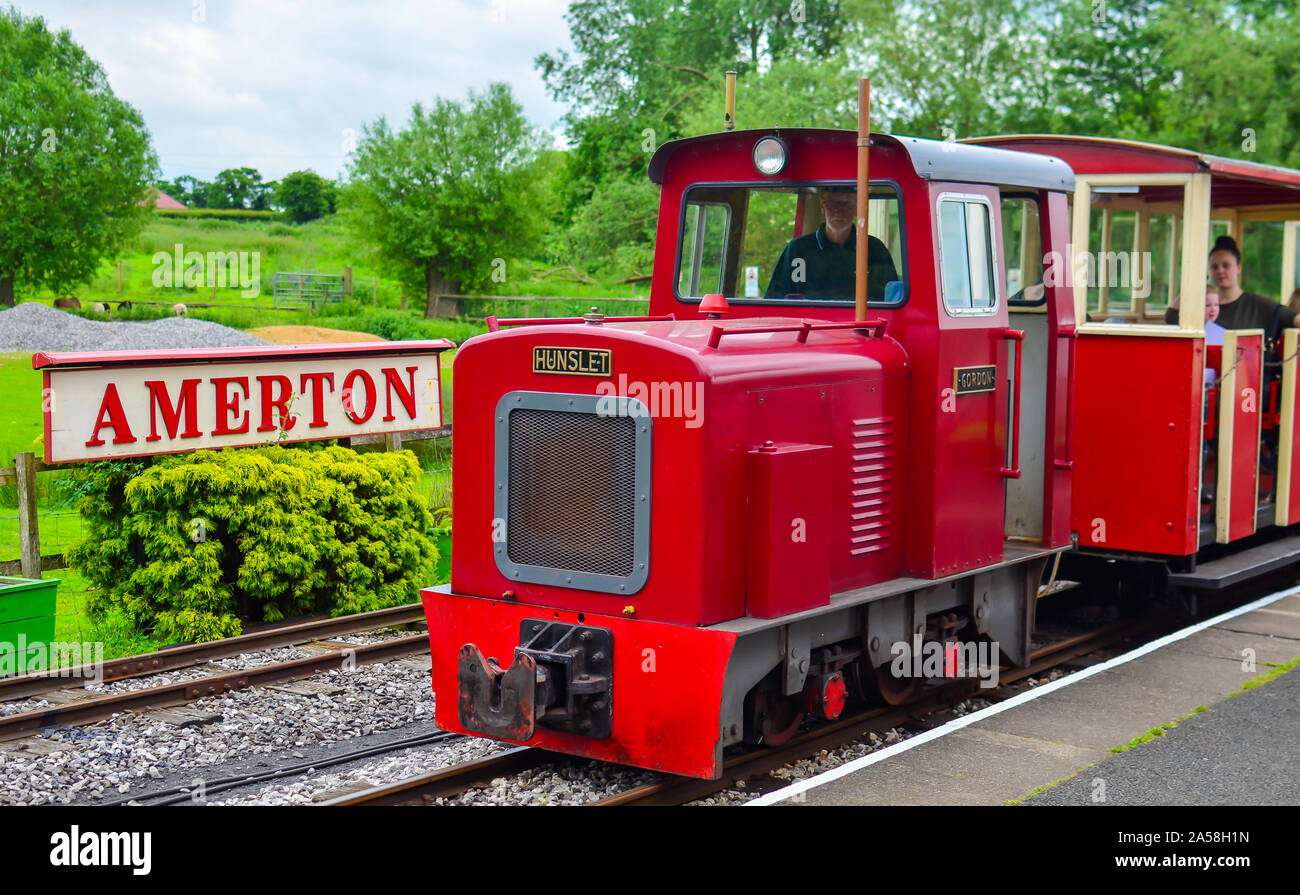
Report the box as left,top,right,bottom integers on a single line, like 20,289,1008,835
23,0,574,181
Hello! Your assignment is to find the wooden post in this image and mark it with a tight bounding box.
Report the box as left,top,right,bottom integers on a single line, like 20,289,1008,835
384,432,403,452
117,261,123,293
399,284,407,311
373,276,378,306
855,78,871,323
15,452,40,580
343,265,353,300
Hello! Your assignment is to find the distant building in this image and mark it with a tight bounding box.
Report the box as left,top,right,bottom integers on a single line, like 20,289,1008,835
150,190,187,210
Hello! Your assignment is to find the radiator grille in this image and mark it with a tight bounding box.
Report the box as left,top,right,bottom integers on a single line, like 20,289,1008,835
849,416,894,555
506,408,638,577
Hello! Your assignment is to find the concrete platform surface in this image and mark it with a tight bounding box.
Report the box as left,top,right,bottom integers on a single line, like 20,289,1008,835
791,596,1300,807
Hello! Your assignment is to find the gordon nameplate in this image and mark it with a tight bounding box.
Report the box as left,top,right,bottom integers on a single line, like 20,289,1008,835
533,346,612,377
953,364,998,395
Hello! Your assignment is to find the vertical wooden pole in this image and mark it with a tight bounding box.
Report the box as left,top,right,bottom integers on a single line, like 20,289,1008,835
400,284,407,311
16,452,40,580
384,432,403,452
855,78,871,323
117,261,123,293
373,276,378,306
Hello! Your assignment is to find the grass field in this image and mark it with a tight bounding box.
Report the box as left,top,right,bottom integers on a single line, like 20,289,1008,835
18,211,650,331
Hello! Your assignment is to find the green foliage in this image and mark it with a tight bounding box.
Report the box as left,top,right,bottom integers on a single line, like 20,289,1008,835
562,178,660,278
345,82,547,303
154,208,279,222
276,170,338,224
0,6,158,304
205,166,276,210
67,446,437,643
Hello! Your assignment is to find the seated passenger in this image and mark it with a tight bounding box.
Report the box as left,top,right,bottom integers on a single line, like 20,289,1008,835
765,187,899,301
1208,235,1296,332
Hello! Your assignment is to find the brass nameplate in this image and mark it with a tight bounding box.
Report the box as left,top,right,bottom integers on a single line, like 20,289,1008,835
533,346,612,377
953,365,997,395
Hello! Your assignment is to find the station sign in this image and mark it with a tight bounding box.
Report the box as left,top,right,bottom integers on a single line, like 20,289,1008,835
32,341,453,464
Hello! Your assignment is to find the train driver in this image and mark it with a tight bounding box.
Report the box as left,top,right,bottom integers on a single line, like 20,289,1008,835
765,187,898,301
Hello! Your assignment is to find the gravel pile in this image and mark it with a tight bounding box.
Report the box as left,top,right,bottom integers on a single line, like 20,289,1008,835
0,657,434,805
0,301,268,352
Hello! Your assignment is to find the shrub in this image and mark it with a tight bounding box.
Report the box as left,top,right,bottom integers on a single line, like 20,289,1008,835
67,446,436,643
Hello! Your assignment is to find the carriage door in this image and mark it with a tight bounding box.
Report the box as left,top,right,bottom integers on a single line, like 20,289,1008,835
1002,193,1049,544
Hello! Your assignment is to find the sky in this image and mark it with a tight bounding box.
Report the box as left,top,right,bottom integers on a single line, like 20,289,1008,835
22,0,576,183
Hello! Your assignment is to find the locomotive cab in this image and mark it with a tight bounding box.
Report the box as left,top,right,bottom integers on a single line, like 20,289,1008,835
422,126,1079,778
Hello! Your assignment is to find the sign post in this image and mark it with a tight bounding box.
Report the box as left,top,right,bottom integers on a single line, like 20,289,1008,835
33,341,453,464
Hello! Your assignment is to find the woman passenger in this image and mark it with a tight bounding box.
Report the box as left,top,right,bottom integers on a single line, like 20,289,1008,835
1208,235,1296,331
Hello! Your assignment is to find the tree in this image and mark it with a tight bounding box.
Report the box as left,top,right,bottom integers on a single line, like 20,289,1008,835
276,170,337,223
204,166,270,210
0,7,158,306
345,82,545,315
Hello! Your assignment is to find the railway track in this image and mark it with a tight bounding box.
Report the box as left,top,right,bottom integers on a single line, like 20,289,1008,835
0,604,429,743
327,614,1153,807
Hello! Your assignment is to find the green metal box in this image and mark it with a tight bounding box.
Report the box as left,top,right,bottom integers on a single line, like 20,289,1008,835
0,576,59,674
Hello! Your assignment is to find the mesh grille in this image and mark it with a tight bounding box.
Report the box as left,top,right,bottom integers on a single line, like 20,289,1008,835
507,408,638,577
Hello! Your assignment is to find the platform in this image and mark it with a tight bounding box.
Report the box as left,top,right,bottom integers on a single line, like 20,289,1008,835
759,589,1300,806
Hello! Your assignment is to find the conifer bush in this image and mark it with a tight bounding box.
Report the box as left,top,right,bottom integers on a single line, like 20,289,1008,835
68,446,436,642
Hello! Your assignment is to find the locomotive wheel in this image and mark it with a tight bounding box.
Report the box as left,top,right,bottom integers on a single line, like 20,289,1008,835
871,663,920,706
745,678,805,746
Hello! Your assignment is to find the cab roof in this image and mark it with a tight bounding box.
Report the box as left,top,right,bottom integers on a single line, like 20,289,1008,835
648,128,1075,192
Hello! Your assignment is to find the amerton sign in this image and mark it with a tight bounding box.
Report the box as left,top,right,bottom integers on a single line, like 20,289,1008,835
33,341,453,464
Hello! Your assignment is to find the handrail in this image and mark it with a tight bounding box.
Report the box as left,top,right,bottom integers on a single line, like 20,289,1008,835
1057,326,1077,470
486,314,676,332
706,318,888,349
999,328,1025,479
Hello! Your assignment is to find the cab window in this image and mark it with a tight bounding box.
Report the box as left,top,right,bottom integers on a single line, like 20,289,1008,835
675,182,907,307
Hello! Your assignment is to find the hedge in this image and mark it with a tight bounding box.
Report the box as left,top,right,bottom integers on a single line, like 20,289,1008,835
154,208,279,222
67,445,437,642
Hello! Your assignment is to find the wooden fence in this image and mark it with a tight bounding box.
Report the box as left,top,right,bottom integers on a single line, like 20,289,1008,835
0,426,453,580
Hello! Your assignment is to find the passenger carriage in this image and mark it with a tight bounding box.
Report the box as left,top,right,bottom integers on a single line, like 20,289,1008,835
969,136,1300,597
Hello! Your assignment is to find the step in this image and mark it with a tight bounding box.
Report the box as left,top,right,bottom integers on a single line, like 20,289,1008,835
1168,535,1300,591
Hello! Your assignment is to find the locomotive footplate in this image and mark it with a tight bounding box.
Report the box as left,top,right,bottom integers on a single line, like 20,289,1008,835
457,620,613,742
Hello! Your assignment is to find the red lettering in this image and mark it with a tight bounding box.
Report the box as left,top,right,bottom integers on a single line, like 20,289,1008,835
342,369,377,424
256,375,296,433
85,383,136,446
300,372,335,428
211,376,250,435
382,365,419,422
145,379,200,441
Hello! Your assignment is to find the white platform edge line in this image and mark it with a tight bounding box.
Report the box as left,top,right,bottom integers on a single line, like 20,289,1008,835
747,583,1300,806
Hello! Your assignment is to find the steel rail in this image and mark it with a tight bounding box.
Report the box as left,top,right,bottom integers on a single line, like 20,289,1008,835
0,633,428,743
319,746,550,805
0,602,427,701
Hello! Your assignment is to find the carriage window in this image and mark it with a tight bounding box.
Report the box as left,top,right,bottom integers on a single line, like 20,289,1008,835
939,196,997,315
1002,196,1043,306
675,183,906,306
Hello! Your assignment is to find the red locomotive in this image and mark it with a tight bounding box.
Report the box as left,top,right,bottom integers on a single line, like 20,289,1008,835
421,89,1300,779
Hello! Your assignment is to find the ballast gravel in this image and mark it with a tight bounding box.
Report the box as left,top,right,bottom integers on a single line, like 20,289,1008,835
0,301,267,352
0,653,434,806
